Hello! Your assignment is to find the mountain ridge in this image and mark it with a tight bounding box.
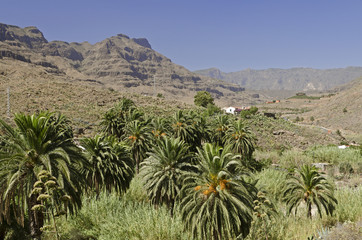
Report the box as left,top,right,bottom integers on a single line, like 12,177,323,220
195,66,362,91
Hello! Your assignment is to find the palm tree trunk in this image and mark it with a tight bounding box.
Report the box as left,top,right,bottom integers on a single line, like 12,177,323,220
0,223,6,240
135,150,139,174
307,202,312,219
213,228,219,240
28,194,44,240
169,200,174,217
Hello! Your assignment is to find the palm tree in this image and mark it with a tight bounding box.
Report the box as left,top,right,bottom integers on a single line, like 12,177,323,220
224,120,256,169
211,114,230,146
148,117,169,141
124,107,144,123
0,112,86,239
187,110,211,147
100,98,136,138
170,110,198,151
124,120,152,173
80,135,134,197
179,143,256,240
283,164,338,219
140,137,193,214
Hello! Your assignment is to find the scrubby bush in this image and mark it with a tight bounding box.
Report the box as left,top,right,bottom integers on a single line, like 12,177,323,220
194,91,214,107
339,162,354,175
240,106,258,118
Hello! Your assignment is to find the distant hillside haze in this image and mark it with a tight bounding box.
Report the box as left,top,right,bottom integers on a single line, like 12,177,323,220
0,23,250,106
306,77,362,134
194,67,362,91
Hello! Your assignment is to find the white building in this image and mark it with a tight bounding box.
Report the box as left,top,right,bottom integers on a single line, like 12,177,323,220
222,107,236,114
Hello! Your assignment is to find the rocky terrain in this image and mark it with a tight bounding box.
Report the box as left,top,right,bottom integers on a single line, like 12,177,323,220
0,23,263,107
195,67,362,91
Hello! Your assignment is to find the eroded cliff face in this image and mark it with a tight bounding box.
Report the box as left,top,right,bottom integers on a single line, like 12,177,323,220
0,22,251,105
0,24,48,48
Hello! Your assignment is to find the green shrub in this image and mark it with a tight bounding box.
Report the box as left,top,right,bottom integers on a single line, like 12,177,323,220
339,162,354,175
240,106,258,118
194,91,214,107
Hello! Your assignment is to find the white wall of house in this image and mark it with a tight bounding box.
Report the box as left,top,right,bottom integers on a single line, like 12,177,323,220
222,107,236,114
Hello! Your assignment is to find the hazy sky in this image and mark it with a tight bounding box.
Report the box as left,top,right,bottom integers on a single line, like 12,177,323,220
1,0,362,72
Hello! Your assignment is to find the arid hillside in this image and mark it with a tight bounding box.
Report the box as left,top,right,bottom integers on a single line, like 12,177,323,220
257,77,362,142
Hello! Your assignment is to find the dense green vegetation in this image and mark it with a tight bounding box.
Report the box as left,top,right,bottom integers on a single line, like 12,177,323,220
0,98,361,240
193,91,215,107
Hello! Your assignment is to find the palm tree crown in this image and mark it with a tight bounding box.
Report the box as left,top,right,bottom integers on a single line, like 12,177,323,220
80,135,134,197
100,98,137,138
180,143,256,240
140,137,193,213
170,110,196,148
283,164,338,218
124,120,152,173
212,114,231,146
224,119,255,158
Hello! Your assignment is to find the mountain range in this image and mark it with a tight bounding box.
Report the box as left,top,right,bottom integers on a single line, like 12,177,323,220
0,23,252,106
194,67,362,91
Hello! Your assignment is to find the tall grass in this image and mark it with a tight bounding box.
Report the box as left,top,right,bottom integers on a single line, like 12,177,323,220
253,168,288,201
53,177,189,240
278,149,313,169
258,145,362,171
334,185,362,223
306,146,361,169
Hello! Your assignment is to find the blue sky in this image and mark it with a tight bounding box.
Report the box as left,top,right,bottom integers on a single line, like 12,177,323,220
1,0,362,72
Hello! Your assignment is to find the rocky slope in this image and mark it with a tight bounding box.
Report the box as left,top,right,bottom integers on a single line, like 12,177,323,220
302,77,362,137
0,23,259,106
255,77,362,141
195,67,362,91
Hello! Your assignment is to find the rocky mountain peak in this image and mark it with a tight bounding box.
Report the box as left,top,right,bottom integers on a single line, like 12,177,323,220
117,33,130,39
132,38,152,49
0,23,47,48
